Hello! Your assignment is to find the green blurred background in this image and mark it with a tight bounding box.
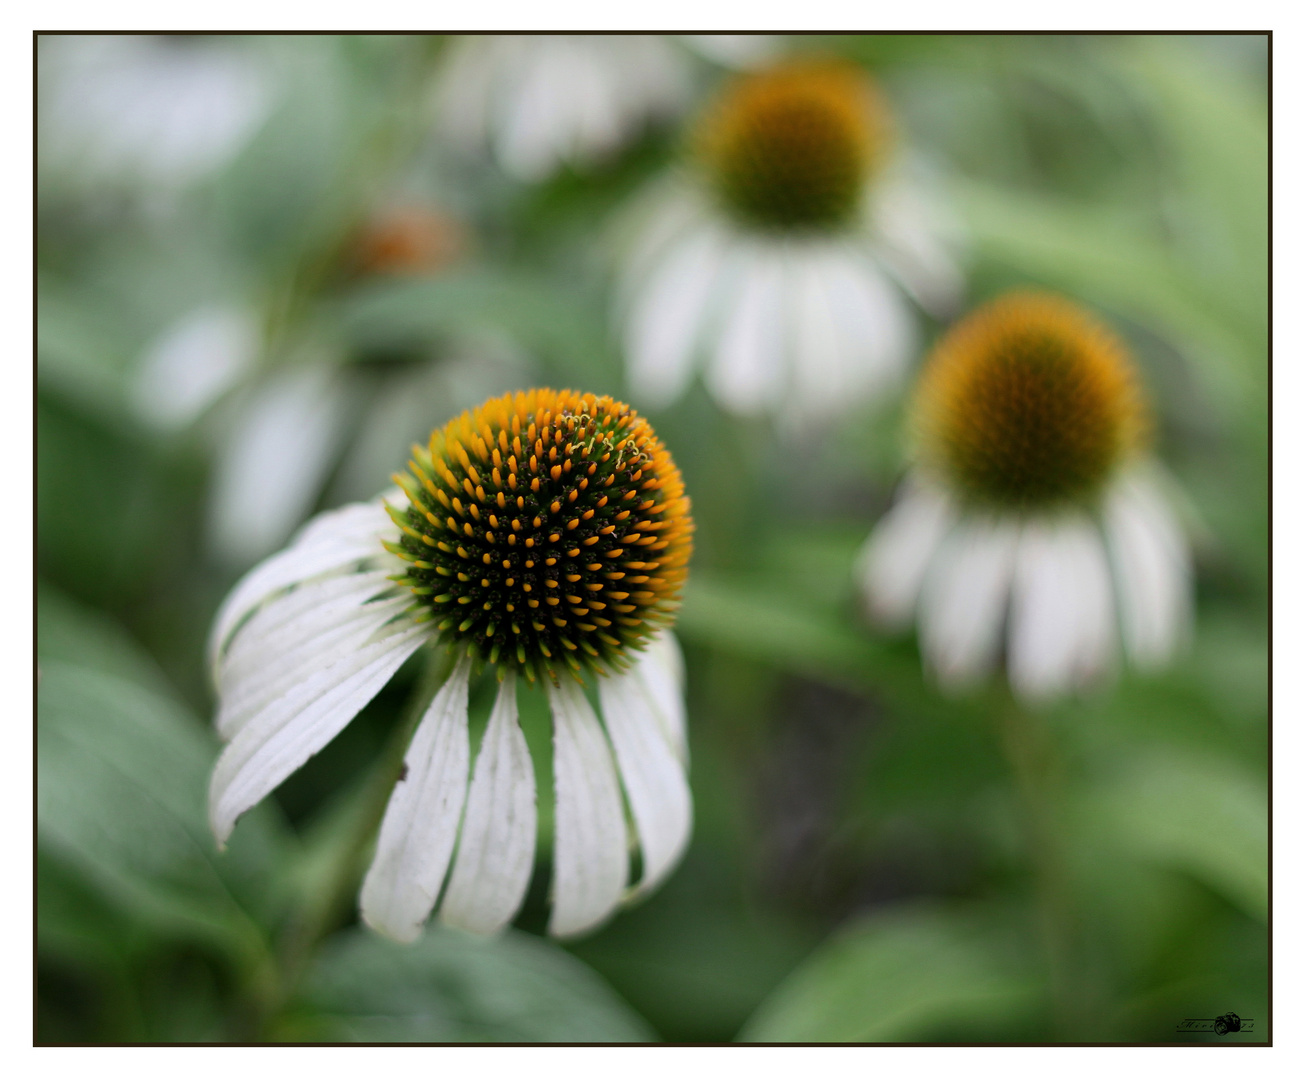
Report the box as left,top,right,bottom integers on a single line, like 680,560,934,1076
35,33,1268,1043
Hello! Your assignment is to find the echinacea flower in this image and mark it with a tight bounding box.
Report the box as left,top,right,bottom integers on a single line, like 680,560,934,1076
433,35,689,182
616,58,962,423
208,389,694,941
856,292,1192,703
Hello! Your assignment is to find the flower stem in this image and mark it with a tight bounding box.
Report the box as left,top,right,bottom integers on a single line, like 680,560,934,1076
253,643,457,1038
996,693,1083,1042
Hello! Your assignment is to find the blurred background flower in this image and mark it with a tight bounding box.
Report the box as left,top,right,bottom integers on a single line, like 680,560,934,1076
37,33,1267,1045
857,291,1192,702
615,55,963,424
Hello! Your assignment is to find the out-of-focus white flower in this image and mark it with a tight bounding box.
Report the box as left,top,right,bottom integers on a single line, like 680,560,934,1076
207,390,694,942
133,305,261,431
855,292,1192,704
681,34,784,69
616,58,963,426
39,34,270,197
433,35,690,182
207,365,352,567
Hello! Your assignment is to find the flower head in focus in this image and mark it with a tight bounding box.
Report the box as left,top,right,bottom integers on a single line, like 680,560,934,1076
617,57,963,424
208,389,694,941
433,35,690,183
856,292,1192,703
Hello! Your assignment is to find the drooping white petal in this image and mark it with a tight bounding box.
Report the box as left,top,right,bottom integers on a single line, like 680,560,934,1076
360,656,473,944
821,248,916,400
613,182,704,312
639,632,688,764
440,676,538,935
207,366,352,567
784,241,918,425
919,516,1021,689
547,679,629,938
1007,517,1117,703
208,616,427,846
787,245,849,419
1103,469,1192,668
599,659,692,897
625,223,727,409
707,244,787,414
217,571,407,741
207,498,397,676
855,480,956,627
496,37,575,182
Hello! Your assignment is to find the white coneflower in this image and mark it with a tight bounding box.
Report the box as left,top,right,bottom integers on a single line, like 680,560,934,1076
208,389,695,942
433,35,689,183
856,292,1192,703
617,58,962,423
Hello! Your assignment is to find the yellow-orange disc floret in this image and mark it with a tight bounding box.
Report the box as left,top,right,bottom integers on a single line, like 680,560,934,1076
386,389,694,683
913,292,1147,509
697,58,893,231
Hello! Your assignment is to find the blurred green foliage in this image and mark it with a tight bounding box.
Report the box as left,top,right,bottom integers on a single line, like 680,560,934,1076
37,33,1267,1043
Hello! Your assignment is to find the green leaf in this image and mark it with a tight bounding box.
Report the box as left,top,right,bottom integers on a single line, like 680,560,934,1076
677,574,987,728
292,927,654,1042
37,661,292,960
37,278,138,430
338,269,616,389
955,182,1264,428
1077,750,1267,923
740,905,1041,1042
37,584,173,697
1121,36,1268,311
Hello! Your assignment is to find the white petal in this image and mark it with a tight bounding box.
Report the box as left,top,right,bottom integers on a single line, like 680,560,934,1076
613,182,704,310
1008,517,1117,703
207,367,352,567
547,679,629,938
496,40,572,181
822,250,916,396
217,572,406,741
207,498,396,676
777,243,916,426
787,247,850,418
440,675,538,935
640,631,688,764
360,656,473,943
625,224,726,409
208,616,427,846
855,480,955,627
707,245,787,414
1103,470,1193,668
919,516,1021,689
599,660,692,897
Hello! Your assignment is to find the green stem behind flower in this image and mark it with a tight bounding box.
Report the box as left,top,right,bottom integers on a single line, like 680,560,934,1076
996,693,1084,1042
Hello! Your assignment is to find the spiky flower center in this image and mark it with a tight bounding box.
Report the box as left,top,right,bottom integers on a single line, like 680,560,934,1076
913,292,1147,509
697,59,892,231
387,390,693,683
